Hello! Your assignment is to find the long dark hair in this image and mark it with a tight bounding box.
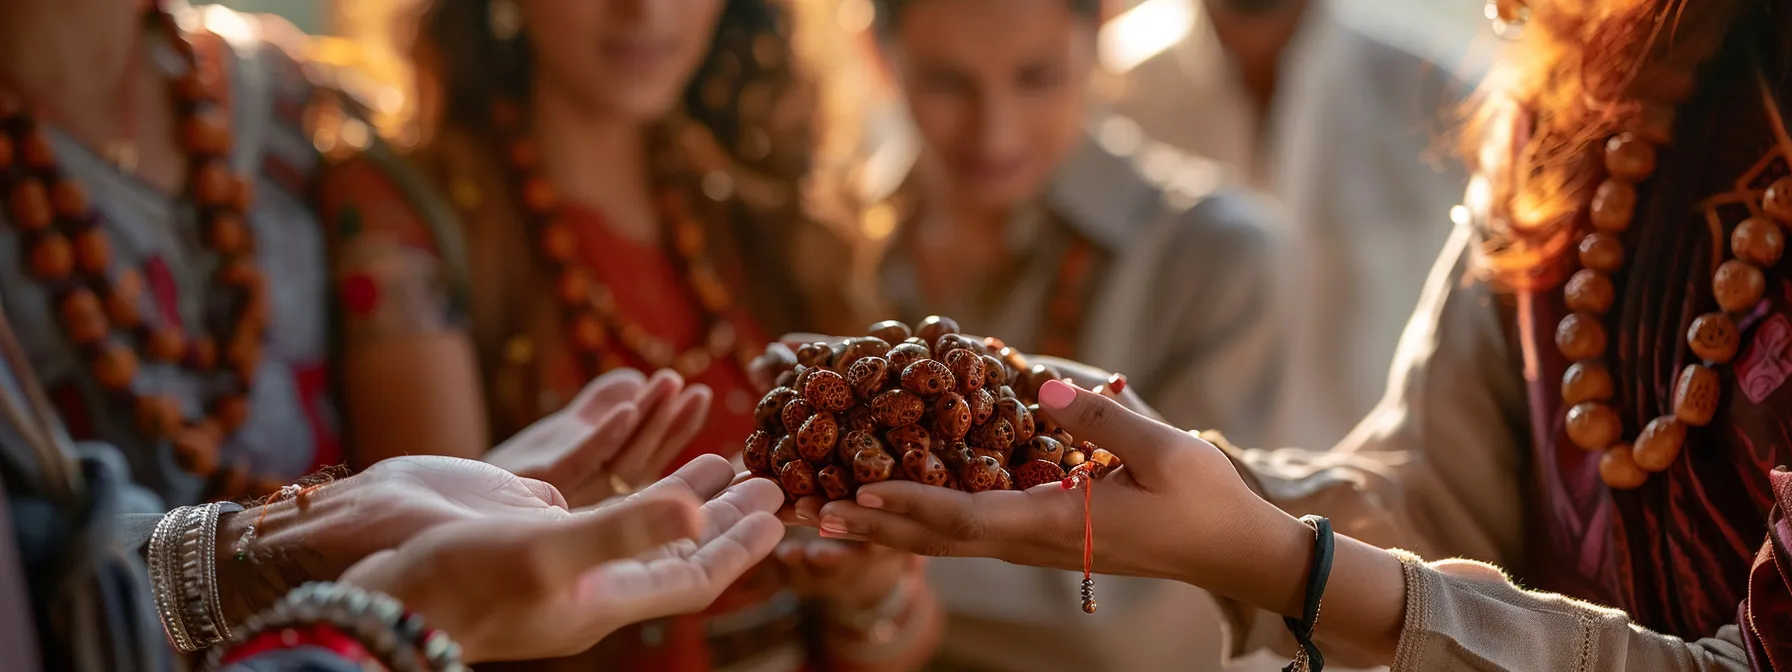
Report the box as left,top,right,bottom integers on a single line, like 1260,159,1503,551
415,0,808,179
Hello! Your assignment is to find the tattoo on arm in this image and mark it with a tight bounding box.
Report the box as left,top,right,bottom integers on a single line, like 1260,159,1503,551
335,236,456,344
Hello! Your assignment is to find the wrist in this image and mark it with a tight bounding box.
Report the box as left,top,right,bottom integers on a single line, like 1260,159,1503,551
214,495,328,627
1185,510,1314,619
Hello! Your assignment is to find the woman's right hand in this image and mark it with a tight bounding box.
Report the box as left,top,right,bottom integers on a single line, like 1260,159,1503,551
485,368,713,507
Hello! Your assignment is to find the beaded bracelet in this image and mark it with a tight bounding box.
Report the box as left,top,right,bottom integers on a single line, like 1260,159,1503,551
1282,515,1334,672
207,582,468,672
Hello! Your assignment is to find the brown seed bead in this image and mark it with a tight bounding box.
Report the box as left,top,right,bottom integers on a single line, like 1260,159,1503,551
901,448,949,486
845,405,878,433
885,424,931,454
567,313,607,352
779,459,818,497
59,288,109,347
747,347,797,394
933,392,972,441
1089,448,1121,471
796,412,840,462
968,446,1004,466
884,343,930,382
870,389,926,427
1564,270,1615,314
900,359,957,398
934,333,980,360
1687,313,1740,364
1021,435,1067,465
146,328,186,363
1019,364,1063,401
92,342,139,391
846,356,891,398
970,417,1017,456
980,354,1011,389
960,455,1004,493
1063,449,1087,468
774,369,798,389
1732,217,1785,267
10,179,53,232
916,315,959,350
868,320,911,345
105,271,144,329
1561,361,1615,405
1012,460,1068,490
509,139,541,170
755,387,799,430
1565,402,1622,451
853,447,897,484
937,442,973,470
1674,364,1721,427
134,394,184,438
996,468,1014,490
1555,313,1609,361
175,71,215,104
967,388,996,426
1768,176,1792,222
1589,180,1637,232
1713,260,1765,313
796,341,834,368
182,110,232,156
214,394,251,433
1599,444,1649,490
1633,416,1686,472
520,177,558,214
1634,104,1676,144
206,212,254,257
226,336,261,382
997,397,1036,444
541,222,578,262
744,430,774,476
781,398,816,437
50,179,89,219
834,337,891,375
772,434,803,470
802,369,854,412
838,430,884,466
555,269,591,306
19,129,53,169
943,349,985,395
1603,133,1656,182
193,162,236,207
1578,233,1625,273
817,464,854,501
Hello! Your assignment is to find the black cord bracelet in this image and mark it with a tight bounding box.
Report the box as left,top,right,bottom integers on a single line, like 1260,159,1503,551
1282,515,1334,672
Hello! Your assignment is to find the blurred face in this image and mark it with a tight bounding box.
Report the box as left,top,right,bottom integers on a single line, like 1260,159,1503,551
889,0,1094,212
518,0,725,120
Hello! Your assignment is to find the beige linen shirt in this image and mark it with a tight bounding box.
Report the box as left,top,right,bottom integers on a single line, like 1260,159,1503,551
1224,219,1755,670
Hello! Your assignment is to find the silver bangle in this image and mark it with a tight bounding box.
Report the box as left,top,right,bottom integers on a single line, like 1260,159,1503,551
150,502,235,652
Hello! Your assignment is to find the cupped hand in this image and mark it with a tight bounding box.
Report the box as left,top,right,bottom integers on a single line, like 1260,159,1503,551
774,529,923,611
485,368,713,507
336,454,785,662
810,380,1307,596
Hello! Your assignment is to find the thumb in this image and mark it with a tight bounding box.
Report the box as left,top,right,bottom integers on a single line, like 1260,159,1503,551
569,369,648,423
1036,379,1180,476
536,494,702,587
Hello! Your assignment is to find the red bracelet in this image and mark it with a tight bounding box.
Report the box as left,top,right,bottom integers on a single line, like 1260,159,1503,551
220,623,382,667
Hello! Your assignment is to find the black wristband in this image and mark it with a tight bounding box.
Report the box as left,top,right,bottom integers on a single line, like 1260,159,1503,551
1281,515,1334,672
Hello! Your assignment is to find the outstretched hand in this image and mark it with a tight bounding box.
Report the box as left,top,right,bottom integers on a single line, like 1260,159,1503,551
340,454,785,663
486,369,712,507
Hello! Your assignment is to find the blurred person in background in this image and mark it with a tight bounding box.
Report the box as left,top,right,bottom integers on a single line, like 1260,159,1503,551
321,0,945,670
1105,0,1473,449
861,0,1284,669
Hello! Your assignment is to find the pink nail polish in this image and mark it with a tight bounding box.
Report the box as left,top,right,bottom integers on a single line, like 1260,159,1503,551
1039,379,1076,409
820,515,849,535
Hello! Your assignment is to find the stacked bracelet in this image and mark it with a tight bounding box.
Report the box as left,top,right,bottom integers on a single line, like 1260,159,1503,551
1282,515,1335,672
207,582,467,672
149,502,239,652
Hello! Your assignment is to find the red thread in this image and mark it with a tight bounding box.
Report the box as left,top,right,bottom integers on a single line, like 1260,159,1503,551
1082,470,1094,583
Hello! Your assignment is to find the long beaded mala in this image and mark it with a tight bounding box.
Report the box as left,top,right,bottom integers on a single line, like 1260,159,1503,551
492,100,759,383
0,5,277,498
1491,0,1785,489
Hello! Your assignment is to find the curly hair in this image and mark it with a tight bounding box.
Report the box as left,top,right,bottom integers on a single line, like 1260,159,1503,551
1465,0,1746,289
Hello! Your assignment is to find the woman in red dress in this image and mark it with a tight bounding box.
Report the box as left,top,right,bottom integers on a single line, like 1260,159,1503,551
322,1,943,670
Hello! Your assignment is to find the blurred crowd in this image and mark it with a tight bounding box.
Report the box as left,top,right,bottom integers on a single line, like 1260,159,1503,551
7,1,1792,671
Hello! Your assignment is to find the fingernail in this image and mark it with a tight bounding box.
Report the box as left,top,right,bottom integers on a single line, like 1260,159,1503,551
857,492,884,509
820,515,850,535
1039,379,1076,409
819,528,866,542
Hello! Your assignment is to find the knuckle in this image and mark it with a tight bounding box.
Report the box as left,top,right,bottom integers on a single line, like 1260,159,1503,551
1078,400,1111,430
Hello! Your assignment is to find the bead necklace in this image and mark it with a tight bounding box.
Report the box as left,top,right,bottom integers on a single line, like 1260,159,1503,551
0,6,273,497
492,100,758,381
1493,0,1781,489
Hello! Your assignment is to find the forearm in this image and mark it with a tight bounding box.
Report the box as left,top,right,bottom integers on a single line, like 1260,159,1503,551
341,334,490,468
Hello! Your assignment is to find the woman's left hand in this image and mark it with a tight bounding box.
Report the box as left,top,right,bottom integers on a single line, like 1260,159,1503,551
774,531,923,612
